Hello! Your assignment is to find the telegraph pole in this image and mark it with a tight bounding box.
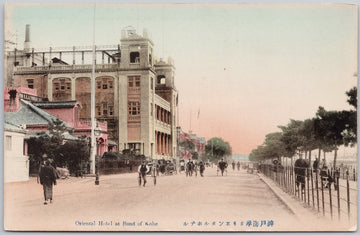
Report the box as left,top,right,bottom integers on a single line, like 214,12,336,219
90,4,97,174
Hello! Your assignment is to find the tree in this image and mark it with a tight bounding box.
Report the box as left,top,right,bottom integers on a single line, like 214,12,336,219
314,107,351,168
278,119,303,158
346,86,357,109
27,119,90,174
179,140,195,152
205,137,231,162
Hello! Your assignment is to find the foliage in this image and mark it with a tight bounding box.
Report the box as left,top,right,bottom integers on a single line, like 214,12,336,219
249,88,357,165
346,86,357,109
27,119,90,174
180,140,199,160
205,137,231,162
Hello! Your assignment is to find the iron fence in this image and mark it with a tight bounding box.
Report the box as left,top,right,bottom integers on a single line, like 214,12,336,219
259,164,357,222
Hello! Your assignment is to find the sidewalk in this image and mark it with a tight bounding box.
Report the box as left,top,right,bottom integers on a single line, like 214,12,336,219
257,173,356,231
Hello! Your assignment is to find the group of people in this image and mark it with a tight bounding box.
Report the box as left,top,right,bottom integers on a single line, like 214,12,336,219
38,155,58,205
294,155,333,194
185,160,206,177
231,161,241,171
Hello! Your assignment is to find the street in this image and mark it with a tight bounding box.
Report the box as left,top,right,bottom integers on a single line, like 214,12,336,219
4,166,350,231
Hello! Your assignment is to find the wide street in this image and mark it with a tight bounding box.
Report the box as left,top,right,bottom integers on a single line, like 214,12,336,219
4,166,349,232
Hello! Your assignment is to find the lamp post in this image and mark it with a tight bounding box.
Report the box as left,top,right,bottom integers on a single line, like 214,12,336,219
94,125,101,185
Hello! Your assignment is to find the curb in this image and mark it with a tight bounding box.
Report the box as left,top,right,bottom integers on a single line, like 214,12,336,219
257,173,300,218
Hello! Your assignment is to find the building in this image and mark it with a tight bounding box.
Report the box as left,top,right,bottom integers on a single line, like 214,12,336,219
178,128,206,160
4,86,111,157
7,25,178,160
4,121,29,182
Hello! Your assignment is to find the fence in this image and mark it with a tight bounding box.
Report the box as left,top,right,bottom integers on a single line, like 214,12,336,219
259,164,357,222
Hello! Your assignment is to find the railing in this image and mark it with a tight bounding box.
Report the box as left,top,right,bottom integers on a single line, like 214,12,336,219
259,164,357,223
154,119,171,134
14,63,120,74
154,94,170,110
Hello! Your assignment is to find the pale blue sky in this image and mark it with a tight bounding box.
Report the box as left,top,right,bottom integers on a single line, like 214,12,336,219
5,4,358,153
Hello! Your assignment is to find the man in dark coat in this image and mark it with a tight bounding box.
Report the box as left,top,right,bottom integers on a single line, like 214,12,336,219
199,161,205,177
39,160,57,205
294,155,308,192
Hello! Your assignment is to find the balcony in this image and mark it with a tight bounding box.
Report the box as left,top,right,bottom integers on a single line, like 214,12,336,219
14,63,120,75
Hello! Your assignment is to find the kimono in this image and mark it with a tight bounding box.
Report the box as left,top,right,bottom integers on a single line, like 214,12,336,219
39,165,57,200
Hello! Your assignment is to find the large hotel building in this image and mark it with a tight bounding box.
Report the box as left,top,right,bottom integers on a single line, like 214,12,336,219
6,25,178,160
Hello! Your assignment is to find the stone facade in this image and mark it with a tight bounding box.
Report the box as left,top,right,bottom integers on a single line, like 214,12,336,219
7,27,178,160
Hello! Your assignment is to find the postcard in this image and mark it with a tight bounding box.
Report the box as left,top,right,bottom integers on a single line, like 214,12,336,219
3,3,358,232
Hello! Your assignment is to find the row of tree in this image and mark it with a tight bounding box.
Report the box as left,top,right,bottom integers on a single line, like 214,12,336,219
249,87,357,168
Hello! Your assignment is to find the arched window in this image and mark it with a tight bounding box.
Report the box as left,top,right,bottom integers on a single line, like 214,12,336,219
130,52,140,63
157,75,166,85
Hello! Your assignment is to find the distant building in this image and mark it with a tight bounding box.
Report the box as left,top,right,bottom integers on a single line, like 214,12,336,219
178,128,205,159
232,154,249,162
6,25,178,160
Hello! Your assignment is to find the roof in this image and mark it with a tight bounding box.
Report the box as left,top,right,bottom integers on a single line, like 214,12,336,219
33,100,78,109
4,99,73,129
4,121,27,133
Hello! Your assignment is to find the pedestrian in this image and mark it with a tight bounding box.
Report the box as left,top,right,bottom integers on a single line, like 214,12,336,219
237,161,240,171
39,159,57,205
232,161,235,171
294,155,308,193
313,158,319,173
319,158,330,188
199,161,205,177
138,160,149,187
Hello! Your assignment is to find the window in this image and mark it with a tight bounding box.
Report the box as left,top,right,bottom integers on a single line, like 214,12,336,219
128,102,140,116
103,84,108,89
54,83,60,90
151,78,153,90
97,81,101,89
61,85,65,90
5,136,11,151
66,83,71,90
109,106,113,116
151,103,153,116
27,79,34,89
149,54,152,65
97,106,101,116
109,81,113,89
157,75,165,85
130,52,140,63
128,76,140,88
103,110,108,115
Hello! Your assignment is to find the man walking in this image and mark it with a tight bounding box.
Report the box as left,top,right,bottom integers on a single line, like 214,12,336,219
39,159,57,205
138,161,149,187
294,155,308,194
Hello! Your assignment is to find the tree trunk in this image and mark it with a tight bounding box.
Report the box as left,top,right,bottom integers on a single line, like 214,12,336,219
333,147,338,169
323,151,326,162
305,150,308,160
318,148,321,161
309,150,312,166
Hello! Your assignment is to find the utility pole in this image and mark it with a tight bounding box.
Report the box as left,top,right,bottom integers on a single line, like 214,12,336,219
90,4,97,175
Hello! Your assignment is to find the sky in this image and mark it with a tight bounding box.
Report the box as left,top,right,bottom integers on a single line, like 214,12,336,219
4,3,358,154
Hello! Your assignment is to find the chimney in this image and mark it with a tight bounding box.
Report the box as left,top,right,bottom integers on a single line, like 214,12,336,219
24,24,31,53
